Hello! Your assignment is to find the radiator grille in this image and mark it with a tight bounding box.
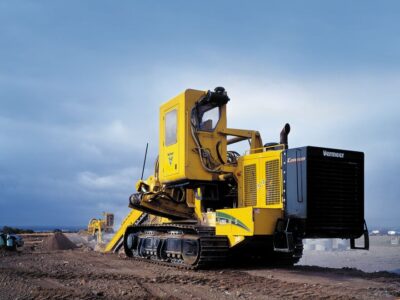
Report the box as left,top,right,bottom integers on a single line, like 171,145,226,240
244,164,257,206
307,158,363,234
266,160,280,205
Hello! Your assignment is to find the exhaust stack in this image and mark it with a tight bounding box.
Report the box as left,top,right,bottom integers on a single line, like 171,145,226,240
280,123,291,149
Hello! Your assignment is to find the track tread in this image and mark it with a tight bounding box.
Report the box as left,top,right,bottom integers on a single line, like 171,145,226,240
124,224,229,269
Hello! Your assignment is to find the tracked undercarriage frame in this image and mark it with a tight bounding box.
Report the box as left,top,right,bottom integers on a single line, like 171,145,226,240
123,224,229,269
123,223,303,269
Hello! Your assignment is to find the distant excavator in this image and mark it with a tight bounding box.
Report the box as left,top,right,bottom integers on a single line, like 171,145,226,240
87,212,114,243
105,87,368,268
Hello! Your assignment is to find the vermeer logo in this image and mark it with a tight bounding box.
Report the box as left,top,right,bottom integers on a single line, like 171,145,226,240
323,150,344,158
167,152,174,165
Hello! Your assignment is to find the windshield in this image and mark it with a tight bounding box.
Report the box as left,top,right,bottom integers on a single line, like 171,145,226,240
199,106,220,131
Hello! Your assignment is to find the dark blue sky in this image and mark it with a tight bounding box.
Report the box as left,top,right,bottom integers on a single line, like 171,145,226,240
1,1,399,227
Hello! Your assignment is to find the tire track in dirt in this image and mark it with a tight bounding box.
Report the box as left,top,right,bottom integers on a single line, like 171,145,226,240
1,249,399,299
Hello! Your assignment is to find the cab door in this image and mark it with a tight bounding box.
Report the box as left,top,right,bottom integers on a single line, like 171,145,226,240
162,105,180,178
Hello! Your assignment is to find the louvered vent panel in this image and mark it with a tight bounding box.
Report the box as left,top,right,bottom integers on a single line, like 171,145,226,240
244,164,257,206
307,158,363,231
266,160,281,205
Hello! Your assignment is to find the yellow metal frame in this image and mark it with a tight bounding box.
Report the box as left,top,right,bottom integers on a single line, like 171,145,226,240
215,207,282,246
104,210,144,253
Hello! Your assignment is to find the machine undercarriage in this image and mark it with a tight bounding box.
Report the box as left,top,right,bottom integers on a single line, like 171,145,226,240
123,223,303,268
124,224,229,268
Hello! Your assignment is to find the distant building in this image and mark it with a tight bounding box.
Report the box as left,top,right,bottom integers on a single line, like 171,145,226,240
303,238,349,251
388,231,397,236
390,237,399,245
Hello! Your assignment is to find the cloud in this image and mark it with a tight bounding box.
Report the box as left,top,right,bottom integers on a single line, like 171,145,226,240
149,65,399,143
77,167,138,191
1,61,399,228
0,0,399,228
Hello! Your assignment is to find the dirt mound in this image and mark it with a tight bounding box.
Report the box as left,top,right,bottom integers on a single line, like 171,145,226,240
42,232,77,251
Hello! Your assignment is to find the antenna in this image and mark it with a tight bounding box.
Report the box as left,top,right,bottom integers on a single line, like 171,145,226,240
141,143,149,180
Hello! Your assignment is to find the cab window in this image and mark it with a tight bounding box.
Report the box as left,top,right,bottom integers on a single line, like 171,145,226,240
165,109,177,146
199,106,219,131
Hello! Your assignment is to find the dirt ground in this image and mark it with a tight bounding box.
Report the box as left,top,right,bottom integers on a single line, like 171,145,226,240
0,236,399,300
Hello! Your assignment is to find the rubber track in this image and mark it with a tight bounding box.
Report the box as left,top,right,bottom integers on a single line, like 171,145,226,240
125,224,229,269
